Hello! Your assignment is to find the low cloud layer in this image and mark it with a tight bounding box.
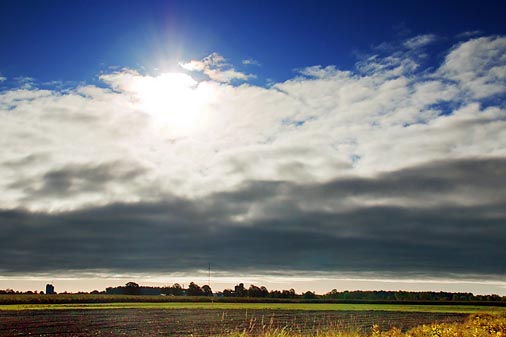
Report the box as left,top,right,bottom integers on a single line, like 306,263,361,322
1,157,505,276
1,34,506,279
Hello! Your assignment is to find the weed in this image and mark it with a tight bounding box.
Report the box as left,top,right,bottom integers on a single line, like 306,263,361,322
219,313,506,337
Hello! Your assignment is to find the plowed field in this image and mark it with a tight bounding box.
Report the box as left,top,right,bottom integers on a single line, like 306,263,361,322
0,309,467,336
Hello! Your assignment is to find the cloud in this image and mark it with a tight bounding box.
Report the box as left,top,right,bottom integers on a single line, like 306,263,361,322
362,34,439,78
1,34,506,278
13,76,35,89
456,31,483,39
9,161,148,207
0,158,504,276
403,34,437,49
242,58,261,66
438,36,506,99
180,52,255,83
0,76,6,82
297,65,342,78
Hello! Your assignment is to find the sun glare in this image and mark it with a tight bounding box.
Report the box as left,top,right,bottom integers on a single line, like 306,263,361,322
130,72,213,134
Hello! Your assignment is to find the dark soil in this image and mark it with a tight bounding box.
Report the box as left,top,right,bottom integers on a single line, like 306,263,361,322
0,309,468,336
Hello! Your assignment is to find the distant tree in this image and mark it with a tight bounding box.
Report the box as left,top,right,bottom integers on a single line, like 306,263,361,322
246,284,268,298
260,286,269,298
125,282,140,295
202,285,213,297
248,284,262,297
302,291,316,299
269,290,282,298
280,288,297,299
324,289,339,299
187,282,204,296
172,283,184,296
488,294,502,301
234,283,246,297
223,289,234,297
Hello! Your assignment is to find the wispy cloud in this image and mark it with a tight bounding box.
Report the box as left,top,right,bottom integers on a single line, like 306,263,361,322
242,58,261,66
180,52,255,83
403,34,437,49
13,76,35,89
456,30,483,39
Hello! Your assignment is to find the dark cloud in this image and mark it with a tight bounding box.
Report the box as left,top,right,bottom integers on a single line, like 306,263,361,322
1,157,505,277
8,161,147,200
2,153,49,168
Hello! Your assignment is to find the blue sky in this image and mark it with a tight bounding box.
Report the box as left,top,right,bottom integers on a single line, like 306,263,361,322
1,1,506,294
2,0,506,85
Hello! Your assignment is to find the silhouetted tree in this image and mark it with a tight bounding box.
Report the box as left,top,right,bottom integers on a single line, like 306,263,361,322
234,283,246,297
187,282,203,296
302,291,316,299
172,283,184,296
202,284,213,296
248,284,262,297
223,289,234,297
125,282,140,295
247,284,269,297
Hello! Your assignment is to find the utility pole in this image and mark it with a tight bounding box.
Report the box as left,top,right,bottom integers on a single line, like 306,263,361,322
208,263,211,287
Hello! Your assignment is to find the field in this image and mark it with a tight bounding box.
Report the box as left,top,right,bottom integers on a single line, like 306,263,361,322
0,308,470,337
1,301,504,313
1,302,505,337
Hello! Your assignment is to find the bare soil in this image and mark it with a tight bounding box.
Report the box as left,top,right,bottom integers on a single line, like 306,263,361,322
0,309,468,336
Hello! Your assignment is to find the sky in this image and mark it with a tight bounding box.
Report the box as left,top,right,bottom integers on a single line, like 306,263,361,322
1,0,506,295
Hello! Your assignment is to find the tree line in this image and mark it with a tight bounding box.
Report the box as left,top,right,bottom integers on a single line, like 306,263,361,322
105,282,213,296
100,282,506,302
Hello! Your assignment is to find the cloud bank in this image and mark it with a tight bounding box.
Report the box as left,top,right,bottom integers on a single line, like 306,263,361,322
1,35,505,279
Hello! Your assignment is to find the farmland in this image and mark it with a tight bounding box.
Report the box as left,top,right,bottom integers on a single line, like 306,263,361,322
1,300,506,337
0,308,471,337
1,301,505,313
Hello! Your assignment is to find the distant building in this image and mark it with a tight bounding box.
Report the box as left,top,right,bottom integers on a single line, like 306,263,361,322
45,284,55,295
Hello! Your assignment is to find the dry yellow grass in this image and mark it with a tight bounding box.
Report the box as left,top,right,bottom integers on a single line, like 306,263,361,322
402,313,506,337
223,313,506,337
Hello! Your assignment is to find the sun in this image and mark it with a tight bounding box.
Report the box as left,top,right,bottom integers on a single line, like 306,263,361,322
130,72,213,134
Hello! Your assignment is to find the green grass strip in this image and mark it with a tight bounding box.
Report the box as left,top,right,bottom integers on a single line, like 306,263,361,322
1,302,506,313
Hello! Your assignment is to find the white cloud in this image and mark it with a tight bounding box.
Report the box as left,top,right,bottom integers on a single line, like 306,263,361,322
242,58,260,66
404,34,437,49
0,76,6,82
356,53,419,77
99,69,197,93
456,30,482,39
13,76,35,89
179,60,207,72
438,36,506,99
297,65,343,78
1,35,505,212
203,67,252,83
180,52,255,83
